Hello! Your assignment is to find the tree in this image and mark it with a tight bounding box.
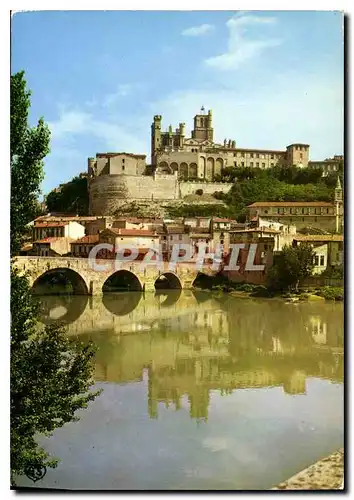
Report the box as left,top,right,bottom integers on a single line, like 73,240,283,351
11,71,100,485
267,243,315,292
46,175,89,215
11,71,50,256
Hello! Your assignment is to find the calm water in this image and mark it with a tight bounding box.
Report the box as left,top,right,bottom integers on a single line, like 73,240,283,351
21,291,344,490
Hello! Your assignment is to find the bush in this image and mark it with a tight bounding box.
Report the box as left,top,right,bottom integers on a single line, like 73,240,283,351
195,189,204,196
317,286,344,301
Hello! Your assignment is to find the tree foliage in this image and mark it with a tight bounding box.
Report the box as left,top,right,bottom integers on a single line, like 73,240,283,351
11,71,50,255
11,71,100,485
267,243,315,292
222,167,334,221
46,175,89,215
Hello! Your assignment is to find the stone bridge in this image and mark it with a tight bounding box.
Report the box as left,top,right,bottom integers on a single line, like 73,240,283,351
13,256,218,295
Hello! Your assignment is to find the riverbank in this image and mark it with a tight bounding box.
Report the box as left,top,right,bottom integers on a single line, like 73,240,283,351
271,449,344,490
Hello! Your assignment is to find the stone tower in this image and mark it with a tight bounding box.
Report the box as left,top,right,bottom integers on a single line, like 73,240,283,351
335,176,343,203
191,108,213,142
286,144,310,168
151,115,162,165
335,176,343,234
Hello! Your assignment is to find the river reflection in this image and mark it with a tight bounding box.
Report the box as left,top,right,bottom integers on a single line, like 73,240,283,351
29,292,343,490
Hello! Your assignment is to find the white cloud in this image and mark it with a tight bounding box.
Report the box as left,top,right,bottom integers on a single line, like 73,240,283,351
102,83,142,108
181,23,214,37
205,13,281,71
148,71,343,160
48,108,146,153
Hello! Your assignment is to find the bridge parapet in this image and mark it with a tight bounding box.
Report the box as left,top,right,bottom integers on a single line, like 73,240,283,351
13,256,218,295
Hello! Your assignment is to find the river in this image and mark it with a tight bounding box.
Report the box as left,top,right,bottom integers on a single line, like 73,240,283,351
19,291,344,490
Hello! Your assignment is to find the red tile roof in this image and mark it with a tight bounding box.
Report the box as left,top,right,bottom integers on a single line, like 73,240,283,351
96,152,146,159
293,235,344,242
248,201,333,207
71,235,100,244
34,222,69,228
106,228,158,237
213,218,233,222
34,237,74,244
230,228,280,234
166,226,186,234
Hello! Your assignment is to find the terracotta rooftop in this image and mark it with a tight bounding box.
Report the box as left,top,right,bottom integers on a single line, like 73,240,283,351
213,217,233,223
106,228,158,237
166,226,186,234
71,235,100,244
96,152,146,159
230,228,280,234
293,235,344,242
113,217,163,224
248,201,334,207
34,237,75,244
34,222,69,228
189,233,211,239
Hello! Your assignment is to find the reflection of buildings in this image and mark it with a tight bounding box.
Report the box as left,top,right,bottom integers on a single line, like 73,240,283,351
38,291,344,421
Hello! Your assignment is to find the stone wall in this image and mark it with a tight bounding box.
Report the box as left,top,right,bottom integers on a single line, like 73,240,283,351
89,174,233,216
179,182,232,198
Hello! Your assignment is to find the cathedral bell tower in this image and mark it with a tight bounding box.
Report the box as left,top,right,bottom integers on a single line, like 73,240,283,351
151,115,162,165
191,107,213,142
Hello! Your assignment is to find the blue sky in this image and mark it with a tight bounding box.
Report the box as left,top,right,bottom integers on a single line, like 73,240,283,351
11,10,344,195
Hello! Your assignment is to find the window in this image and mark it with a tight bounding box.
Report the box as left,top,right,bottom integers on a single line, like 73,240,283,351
262,163,265,168
234,161,237,167
122,165,125,171
320,255,325,266
256,162,259,167
270,154,274,159
122,158,125,163
314,255,320,266
250,162,254,167
250,153,254,158
233,153,237,157
264,244,268,250
170,235,173,240
314,217,317,222
256,153,259,158
241,162,245,167
271,163,274,167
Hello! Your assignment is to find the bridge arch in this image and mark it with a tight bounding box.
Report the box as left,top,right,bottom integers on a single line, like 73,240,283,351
102,291,142,316
155,272,182,290
103,270,143,292
32,268,89,295
36,294,88,325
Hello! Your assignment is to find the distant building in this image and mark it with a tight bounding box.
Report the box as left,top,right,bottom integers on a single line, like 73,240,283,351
247,180,343,233
292,234,344,270
33,237,74,257
70,234,100,258
308,155,343,177
32,221,85,242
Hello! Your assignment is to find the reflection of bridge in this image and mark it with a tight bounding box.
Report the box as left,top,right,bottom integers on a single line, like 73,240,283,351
14,256,217,295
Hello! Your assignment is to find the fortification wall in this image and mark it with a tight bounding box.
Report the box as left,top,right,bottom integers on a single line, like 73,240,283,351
179,182,232,197
89,175,233,216
89,175,179,215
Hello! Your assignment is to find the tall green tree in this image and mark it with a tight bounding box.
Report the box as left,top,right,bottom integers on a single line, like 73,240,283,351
11,71,50,256
267,243,315,292
10,71,100,486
